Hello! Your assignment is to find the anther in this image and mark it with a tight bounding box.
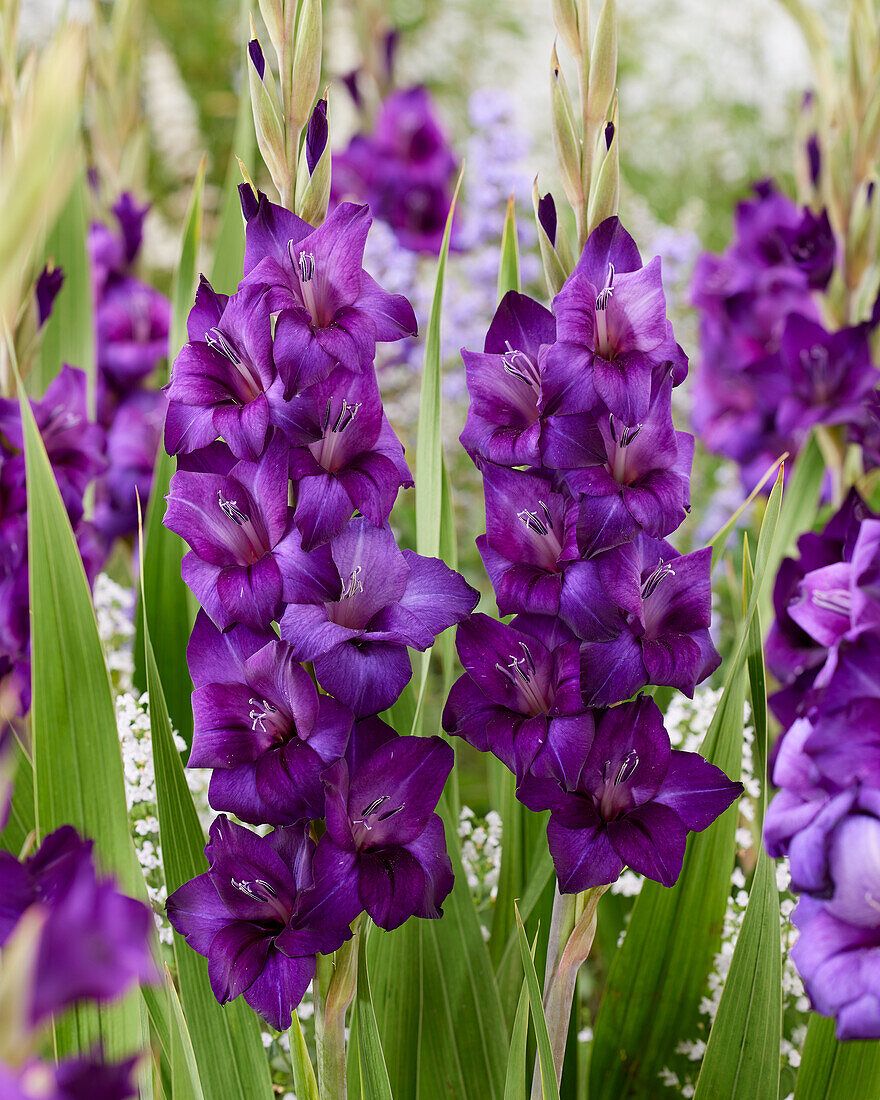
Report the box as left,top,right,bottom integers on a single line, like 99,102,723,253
298,251,316,283
218,491,249,525
641,561,676,601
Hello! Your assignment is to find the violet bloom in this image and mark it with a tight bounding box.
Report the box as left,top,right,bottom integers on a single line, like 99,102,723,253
475,462,623,638
541,216,687,424
279,519,478,715
164,435,300,631
89,192,149,299
166,816,358,1030
442,613,583,780
0,366,106,527
0,1056,138,1100
239,190,417,389
0,826,156,1023
517,696,742,891
96,277,170,393
165,281,286,460
284,364,412,549
578,537,720,705
791,897,880,1040
460,291,556,468
543,373,694,555
93,390,165,544
766,489,874,727
187,611,353,825
317,725,454,930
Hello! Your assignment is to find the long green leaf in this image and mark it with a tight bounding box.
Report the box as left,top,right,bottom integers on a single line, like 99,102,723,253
0,734,34,856
133,160,206,748
141,593,273,1100
497,193,521,300
589,471,785,1099
34,172,95,400
505,931,540,1100
165,968,206,1100
411,169,463,734
793,1014,880,1100
352,924,393,1100
20,367,143,1060
289,1013,320,1100
515,905,560,1100
693,849,781,1100
369,793,508,1099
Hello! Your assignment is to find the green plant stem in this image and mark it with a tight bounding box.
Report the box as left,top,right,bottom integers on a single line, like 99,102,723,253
531,885,608,1098
814,423,848,506
317,916,361,1100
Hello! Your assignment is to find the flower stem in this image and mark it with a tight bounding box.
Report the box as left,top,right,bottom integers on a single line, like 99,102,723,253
530,885,608,1098
316,916,361,1100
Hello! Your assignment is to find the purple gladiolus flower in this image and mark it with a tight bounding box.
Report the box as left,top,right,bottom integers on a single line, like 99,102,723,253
96,277,171,393
187,610,353,825
332,87,457,253
0,365,106,527
0,826,157,1023
578,537,720,704
316,725,454,930
791,896,880,1040
278,518,478,715
0,1055,138,1100
165,280,289,459
305,99,328,174
164,435,301,631
537,192,557,247
35,265,64,327
517,696,743,891
283,364,412,549
475,462,624,636
166,815,358,1029
460,291,556,468
239,192,417,389
542,216,687,424
442,613,582,779
543,373,694,554
93,390,165,544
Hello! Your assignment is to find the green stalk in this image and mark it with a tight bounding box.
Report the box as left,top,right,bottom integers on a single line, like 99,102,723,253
317,916,361,1100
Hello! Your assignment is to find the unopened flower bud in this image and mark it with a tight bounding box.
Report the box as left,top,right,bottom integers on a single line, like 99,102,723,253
248,38,266,81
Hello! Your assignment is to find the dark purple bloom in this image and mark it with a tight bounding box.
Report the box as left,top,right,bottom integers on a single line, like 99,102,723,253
164,435,300,632
283,364,412,549
315,726,454,931
278,518,478,715
305,99,328,175
165,281,288,460
187,611,353,825
460,291,556,468
791,897,880,1040
0,366,106,527
166,816,358,1030
578,538,720,704
35,265,64,328
543,373,694,554
517,696,742,891
442,613,583,778
239,195,417,389
0,826,156,1023
89,193,149,297
776,207,835,290
475,462,624,636
542,216,687,423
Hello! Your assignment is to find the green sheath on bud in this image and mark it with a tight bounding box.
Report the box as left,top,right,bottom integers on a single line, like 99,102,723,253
289,0,322,131
550,45,583,211
247,35,288,201
295,100,331,227
552,0,582,61
587,109,619,234
588,0,617,126
532,178,568,295
257,0,284,68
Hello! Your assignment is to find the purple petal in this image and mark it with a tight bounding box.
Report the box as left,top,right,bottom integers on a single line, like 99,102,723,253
547,817,624,892
607,802,686,886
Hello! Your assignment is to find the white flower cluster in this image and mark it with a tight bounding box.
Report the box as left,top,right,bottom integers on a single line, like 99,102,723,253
458,805,503,929
94,573,136,693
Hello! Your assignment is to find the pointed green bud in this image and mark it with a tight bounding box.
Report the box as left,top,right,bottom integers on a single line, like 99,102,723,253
289,0,322,131
550,44,583,210
246,31,288,200
587,103,619,234
588,0,617,123
532,177,568,295
552,0,581,59
257,0,285,68
295,96,331,226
